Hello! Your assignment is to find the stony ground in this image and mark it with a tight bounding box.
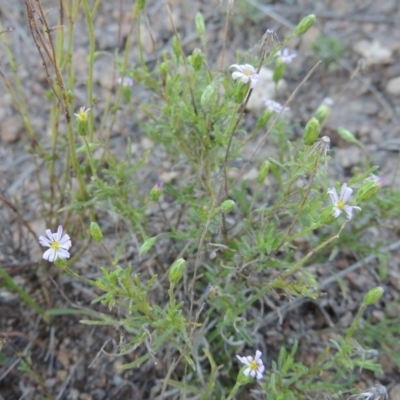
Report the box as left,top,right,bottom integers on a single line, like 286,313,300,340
0,0,399,399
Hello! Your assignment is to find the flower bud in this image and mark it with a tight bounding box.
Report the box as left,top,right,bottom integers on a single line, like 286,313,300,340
90,222,103,243
319,206,336,225
75,107,90,137
195,12,205,37
221,199,235,213
201,83,217,107
273,59,286,84
337,127,364,148
314,97,333,124
294,14,316,37
232,80,249,104
257,161,270,184
169,258,186,284
355,179,381,203
303,117,320,146
189,48,204,71
150,182,164,202
363,286,384,306
55,258,67,269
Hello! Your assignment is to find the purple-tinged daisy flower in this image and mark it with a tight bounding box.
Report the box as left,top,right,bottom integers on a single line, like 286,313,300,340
229,64,259,89
328,183,361,220
39,225,72,262
117,77,133,87
236,350,265,380
276,48,297,64
264,99,289,113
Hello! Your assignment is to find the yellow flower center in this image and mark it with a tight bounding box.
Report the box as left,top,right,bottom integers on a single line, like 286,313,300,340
244,69,252,76
50,241,61,251
77,112,88,122
337,200,345,210
249,360,258,371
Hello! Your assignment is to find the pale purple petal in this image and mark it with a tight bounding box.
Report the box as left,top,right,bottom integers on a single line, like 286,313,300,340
43,248,56,262
45,229,53,240
59,234,72,247
340,184,353,203
327,188,338,204
55,225,63,241
254,350,262,361
231,71,243,80
229,64,243,72
39,236,51,247
240,75,250,84
57,248,70,259
333,207,341,218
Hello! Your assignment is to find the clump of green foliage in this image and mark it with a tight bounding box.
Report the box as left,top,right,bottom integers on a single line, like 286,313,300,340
1,1,398,399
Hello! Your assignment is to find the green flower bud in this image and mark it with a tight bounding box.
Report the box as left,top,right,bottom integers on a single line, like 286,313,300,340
90,221,103,243
319,206,336,225
257,161,270,184
294,14,316,37
236,369,253,385
195,12,205,37
314,97,333,124
201,83,217,107
363,286,384,306
303,117,320,146
355,178,381,203
159,61,170,74
150,182,164,202
54,258,67,269
189,48,204,71
273,59,286,84
337,127,364,148
232,80,249,104
74,107,90,137
221,199,235,213
169,258,186,284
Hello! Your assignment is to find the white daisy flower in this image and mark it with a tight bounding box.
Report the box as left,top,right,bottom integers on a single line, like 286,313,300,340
236,350,265,380
264,99,289,113
276,48,297,64
328,183,361,220
74,106,91,122
117,77,133,87
229,64,259,89
39,225,72,262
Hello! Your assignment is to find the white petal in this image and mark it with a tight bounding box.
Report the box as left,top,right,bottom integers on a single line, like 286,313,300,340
231,71,243,80
57,248,70,259
229,64,242,71
39,236,51,247
256,370,263,380
254,350,262,361
340,184,353,203
55,225,63,241
60,234,72,248
327,188,338,204
240,75,250,84
43,248,56,262
236,355,248,364
333,207,341,218
243,367,251,376
45,229,53,240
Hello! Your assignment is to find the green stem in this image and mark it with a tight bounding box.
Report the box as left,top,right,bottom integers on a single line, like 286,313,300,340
81,0,95,141
226,382,242,400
